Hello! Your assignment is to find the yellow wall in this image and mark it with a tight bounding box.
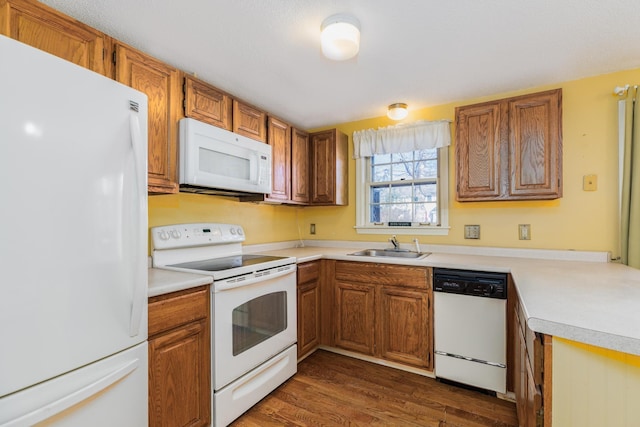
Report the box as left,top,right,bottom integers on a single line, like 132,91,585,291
148,68,640,256
552,337,640,426
303,68,640,257
148,193,304,245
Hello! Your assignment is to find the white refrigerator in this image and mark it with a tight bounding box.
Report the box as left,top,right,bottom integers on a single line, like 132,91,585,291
0,35,149,426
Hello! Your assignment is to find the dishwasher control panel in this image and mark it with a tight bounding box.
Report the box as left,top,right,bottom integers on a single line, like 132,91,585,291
433,268,507,299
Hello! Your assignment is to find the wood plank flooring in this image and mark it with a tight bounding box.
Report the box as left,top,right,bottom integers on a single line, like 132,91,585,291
231,350,518,426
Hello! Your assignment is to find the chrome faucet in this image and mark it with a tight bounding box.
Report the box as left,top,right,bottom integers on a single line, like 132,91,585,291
389,235,400,251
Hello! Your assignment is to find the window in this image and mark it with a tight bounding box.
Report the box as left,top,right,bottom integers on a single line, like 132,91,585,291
355,147,449,235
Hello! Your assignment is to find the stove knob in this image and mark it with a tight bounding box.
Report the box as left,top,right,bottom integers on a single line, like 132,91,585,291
158,230,170,241
230,228,237,235
170,229,182,239
237,228,244,236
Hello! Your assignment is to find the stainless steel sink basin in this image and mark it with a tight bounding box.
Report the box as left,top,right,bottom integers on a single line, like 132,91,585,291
348,249,431,259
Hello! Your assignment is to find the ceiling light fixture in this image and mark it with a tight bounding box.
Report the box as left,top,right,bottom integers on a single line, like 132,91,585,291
387,103,408,120
320,14,360,61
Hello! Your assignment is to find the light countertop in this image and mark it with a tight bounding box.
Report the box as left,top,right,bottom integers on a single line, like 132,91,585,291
149,243,640,356
148,268,212,298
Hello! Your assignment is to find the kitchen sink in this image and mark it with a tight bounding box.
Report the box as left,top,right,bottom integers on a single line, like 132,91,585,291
348,249,431,259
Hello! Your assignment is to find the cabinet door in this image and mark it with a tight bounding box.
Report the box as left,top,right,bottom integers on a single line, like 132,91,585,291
148,286,210,427
266,117,291,202
297,281,320,358
310,129,348,206
233,100,266,142
379,287,431,369
115,43,181,194
334,281,376,355
508,89,562,199
455,101,505,200
514,313,528,426
149,320,210,427
0,0,111,76
291,128,310,204
184,75,232,130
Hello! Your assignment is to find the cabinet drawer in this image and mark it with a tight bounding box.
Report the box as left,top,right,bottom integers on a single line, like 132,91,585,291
297,261,320,285
148,286,209,337
335,261,429,289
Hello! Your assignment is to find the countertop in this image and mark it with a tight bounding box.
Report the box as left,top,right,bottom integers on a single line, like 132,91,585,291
148,244,640,356
148,268,213,298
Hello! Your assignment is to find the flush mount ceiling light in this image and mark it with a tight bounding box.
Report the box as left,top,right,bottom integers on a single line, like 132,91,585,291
320,14,361,61
387,103,408,120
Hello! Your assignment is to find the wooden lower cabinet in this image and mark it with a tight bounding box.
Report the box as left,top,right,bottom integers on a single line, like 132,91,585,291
148,286,211,427
297,261,321,358
334,281,376,355
379,286,430,368
332,261,433,370
512,288,550,427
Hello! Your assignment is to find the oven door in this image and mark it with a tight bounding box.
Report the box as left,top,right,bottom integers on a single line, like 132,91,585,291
213,266,296,390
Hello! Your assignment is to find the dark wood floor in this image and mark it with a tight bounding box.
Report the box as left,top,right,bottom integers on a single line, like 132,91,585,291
231,350,518,427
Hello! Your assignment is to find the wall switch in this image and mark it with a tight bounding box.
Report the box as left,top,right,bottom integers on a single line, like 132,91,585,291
583,174,597,191
519,224,531,240
310,223,316,235
464,225,480,239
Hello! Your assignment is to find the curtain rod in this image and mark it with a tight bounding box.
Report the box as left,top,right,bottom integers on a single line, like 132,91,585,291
614,84,638,96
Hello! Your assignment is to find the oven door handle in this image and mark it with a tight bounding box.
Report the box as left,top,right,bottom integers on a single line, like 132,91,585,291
214,265,296,291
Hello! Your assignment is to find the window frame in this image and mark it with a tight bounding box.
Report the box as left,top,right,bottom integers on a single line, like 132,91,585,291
354,147,450,236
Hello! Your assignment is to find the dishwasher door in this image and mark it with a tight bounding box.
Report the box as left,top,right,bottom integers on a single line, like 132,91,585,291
434,292,506,393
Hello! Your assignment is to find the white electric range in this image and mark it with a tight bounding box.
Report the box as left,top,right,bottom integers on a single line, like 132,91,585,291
152,223,297,426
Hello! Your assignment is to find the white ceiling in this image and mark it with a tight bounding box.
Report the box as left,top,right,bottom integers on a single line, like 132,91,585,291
41,0,640,129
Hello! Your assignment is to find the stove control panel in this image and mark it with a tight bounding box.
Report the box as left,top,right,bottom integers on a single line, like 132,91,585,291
151,223,245,250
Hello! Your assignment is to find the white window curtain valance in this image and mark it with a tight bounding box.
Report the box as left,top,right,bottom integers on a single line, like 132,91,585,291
352,120,451,159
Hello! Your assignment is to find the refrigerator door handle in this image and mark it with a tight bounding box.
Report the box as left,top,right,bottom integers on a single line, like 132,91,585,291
2,358,141,427
128,109,146,337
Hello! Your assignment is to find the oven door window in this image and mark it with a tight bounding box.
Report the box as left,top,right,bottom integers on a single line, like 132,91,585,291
232,291,287,356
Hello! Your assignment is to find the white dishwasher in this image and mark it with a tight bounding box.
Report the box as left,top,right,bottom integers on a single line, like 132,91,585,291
433,268,508,394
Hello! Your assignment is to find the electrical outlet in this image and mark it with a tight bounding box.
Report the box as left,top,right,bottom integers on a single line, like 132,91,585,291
310,223,316,235
464,225,480,239
519,224,531,240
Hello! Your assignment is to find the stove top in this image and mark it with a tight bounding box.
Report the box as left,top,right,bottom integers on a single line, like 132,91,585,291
168,254,290,272
151,223,296,281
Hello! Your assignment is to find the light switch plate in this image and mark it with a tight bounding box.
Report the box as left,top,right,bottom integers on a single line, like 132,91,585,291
583,174,597,191
464,225,480,239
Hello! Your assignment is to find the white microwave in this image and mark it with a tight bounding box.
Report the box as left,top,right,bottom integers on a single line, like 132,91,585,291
179,118,272,195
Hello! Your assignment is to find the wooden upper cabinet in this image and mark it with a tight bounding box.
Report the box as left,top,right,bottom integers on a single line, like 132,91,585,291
291,128,310,204
508,90,562,199
265,116,291,202
183,75,232,130
456,102,505,199
310,129,349,206
233,100,267,143
114,42,181,194
0,0,112,76
456,88,562,201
